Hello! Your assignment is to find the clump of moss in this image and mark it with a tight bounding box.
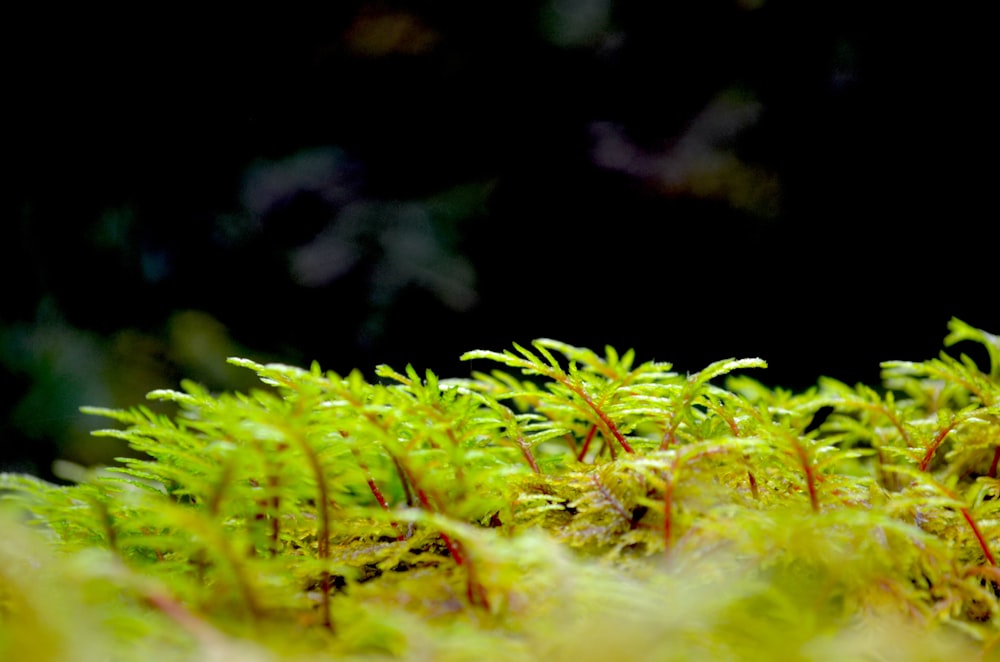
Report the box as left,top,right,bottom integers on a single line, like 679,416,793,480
2,318,1000,660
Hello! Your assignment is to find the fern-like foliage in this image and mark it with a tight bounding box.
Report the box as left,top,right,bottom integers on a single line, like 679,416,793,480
2,318,1000,660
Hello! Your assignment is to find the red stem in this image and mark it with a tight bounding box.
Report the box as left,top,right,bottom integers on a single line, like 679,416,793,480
802,461,819,512
747,469,759,500
350,447,405,540
660,423,678,451
663,475,675,552
403,465,490,607
410,483,463,563
919,422,958,472
989,448,1000,479
438,530,465,566
519,439,542,474
789,435,819,512
961,507,997,566
565,383,633,454
577,424,598,462
410,483,494,608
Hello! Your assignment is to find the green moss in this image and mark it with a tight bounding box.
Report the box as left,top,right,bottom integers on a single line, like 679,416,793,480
3,318,1000,660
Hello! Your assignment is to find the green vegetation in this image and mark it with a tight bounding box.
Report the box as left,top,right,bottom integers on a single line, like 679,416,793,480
3,318,1000,660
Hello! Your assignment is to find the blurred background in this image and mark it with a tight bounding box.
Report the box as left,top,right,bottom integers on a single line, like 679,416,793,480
4,2,997,478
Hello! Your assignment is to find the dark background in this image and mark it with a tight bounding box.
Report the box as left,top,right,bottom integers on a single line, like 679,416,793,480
4,2,997,478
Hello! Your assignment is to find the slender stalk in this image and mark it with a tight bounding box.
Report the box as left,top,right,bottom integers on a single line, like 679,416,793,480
577,424,598,462
350,446,404,540
516,433,542,474
918,421,959,472
410,480,464,566
961,508,997,566
396,458,491,609
495,406,542,473
747,468,759,500
661,420,680,450
796,443,820,513
782,429,819,512
568,386,633,454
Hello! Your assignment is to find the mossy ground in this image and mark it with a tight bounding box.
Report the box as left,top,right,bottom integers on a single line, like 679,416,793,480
3,319,1000,660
